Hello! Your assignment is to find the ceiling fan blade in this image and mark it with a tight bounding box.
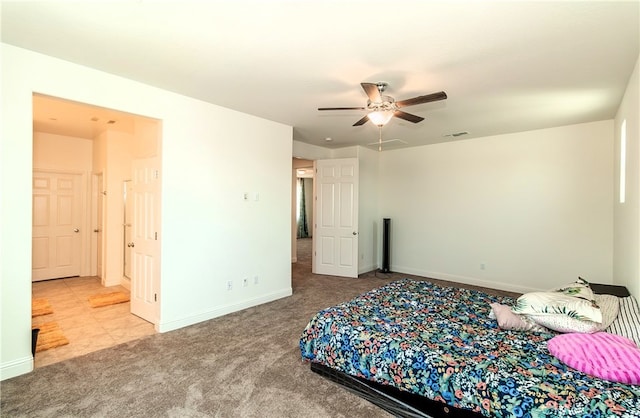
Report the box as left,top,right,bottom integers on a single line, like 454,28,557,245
361,83,382,102
396,91,447,108
353,115,370,126
318,106,366,111
394,110,424,123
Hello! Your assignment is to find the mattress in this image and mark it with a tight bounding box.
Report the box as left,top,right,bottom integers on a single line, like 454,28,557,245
300,279,640,417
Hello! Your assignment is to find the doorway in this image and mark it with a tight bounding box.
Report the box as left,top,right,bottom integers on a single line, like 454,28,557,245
31,93,161,366
293,158,314,265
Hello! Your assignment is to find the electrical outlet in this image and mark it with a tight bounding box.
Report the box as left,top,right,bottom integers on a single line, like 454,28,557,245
253,275,259,285
227,280,233,290
480,263,486,270
243,277,249,287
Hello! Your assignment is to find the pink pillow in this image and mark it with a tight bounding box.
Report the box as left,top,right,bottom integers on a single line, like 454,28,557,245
490,303,547,332
548,332,640,385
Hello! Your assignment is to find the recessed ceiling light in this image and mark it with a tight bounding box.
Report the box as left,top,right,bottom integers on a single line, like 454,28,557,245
325,137,332,142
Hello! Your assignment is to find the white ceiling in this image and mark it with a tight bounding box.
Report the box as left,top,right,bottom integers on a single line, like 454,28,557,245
3,1,639,150
32,93,143,139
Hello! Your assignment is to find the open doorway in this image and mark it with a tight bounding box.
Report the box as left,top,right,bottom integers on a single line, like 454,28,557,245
292,158,314,265
31,94,161,367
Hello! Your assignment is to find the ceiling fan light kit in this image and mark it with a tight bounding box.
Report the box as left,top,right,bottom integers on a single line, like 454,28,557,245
368,110,394,126
318,81,447,128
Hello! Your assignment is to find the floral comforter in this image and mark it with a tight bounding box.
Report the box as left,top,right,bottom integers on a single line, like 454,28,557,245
299,279,640,417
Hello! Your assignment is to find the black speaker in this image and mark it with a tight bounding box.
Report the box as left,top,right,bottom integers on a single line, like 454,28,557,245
381,218,391,273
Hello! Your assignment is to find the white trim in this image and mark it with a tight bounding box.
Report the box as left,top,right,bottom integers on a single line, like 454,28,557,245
1,356,33,381
156,288,293,333
619,119,627,203
390,265,543,295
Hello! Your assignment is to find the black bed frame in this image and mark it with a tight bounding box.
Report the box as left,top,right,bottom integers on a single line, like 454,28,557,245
309,283,630,418
311,362,483,418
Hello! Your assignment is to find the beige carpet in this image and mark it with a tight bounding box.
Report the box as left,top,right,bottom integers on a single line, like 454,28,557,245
31,298,53,317
3,240,519,417
32,322,69,353
88,291,130,308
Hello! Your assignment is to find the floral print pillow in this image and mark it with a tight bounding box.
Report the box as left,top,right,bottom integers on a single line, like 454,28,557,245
551,276,594,299
511,278,603,332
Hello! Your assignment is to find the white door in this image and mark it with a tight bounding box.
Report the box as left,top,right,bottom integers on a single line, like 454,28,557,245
130,157,160,324
313,158,359,278
32,171,82,281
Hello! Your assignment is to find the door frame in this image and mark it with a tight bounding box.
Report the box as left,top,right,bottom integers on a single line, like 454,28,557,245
90,172,104,280
32,93,162,330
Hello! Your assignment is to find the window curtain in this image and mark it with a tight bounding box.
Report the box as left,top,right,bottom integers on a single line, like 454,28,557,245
297,178,310,238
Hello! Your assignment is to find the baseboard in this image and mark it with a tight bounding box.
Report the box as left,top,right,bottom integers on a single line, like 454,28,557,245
120,276,131,291
1,355,33,381
390,266,540,295
358,263,377,275
157,287,293,333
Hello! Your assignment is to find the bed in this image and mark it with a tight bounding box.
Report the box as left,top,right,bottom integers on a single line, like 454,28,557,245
299,279,640,417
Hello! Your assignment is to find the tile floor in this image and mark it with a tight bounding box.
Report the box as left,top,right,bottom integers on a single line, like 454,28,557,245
31,276,156,368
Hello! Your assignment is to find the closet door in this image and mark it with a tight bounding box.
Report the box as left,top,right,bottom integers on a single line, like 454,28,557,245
32,171,82,281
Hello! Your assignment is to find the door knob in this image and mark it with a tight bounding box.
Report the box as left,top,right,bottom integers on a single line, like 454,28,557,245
94,229,100,233
73,228,80,233
352,231,357,235
127,242,135,248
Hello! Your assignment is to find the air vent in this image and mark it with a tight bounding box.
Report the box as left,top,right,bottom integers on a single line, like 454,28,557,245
444,131,468,138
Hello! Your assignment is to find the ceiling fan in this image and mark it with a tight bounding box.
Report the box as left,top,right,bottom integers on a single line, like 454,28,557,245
318,82,447,127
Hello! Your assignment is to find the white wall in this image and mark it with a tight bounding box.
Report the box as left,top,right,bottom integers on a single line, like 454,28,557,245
1,44,292,379
614,55,640,300
378,121,614,294
292,140,333,161
33,132,93,172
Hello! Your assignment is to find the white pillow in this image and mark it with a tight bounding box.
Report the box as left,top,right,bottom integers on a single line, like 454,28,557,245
511,291,602,323
511,279,603,333
550,277,594,299
526,313,600,333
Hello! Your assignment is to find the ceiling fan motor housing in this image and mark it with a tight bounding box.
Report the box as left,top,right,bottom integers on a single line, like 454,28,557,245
367,95,397,112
